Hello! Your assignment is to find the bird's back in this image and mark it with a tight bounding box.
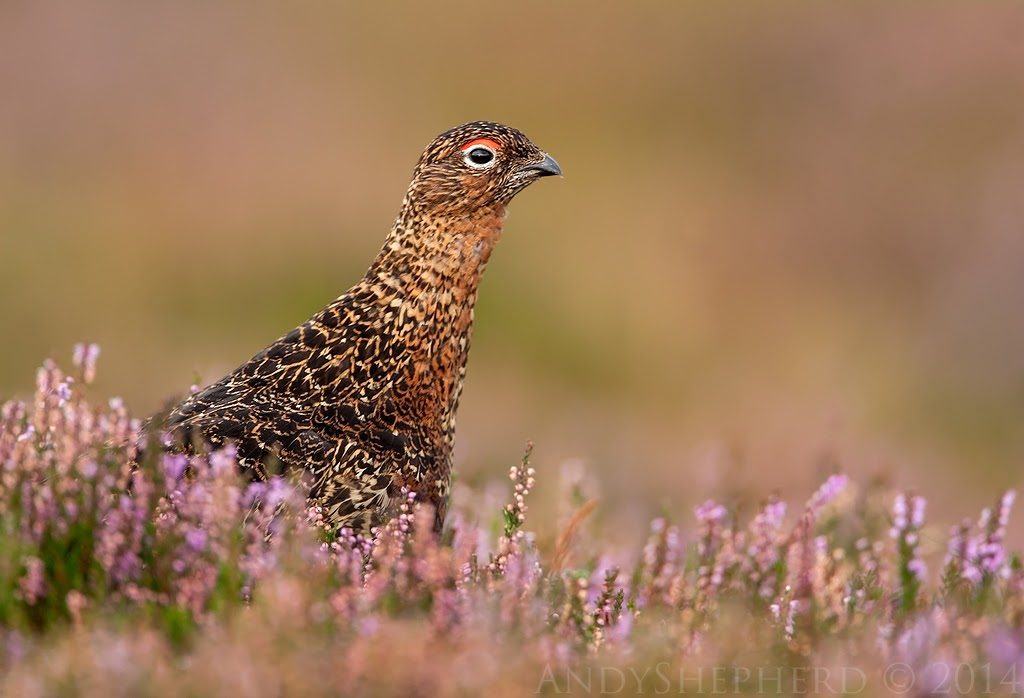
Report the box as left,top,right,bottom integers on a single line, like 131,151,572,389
167,284,451,532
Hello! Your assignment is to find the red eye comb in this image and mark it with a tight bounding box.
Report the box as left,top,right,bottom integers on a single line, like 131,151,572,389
461,138,500,151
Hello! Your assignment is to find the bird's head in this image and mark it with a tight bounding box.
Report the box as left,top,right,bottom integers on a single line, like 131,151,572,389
406,121,561,214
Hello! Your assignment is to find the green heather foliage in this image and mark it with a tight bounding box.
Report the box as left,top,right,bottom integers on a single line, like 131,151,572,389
0,348,1022,696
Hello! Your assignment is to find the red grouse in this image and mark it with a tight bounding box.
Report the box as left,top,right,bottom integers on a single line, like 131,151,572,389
165,121,561,532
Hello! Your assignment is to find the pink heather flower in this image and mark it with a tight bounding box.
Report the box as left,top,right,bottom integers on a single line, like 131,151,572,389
72,343,101,383
892,493,928,603
72,343,86,369
504,461,536,528
806,474,848,515
784,599,798,638
763,500,786,527
746,500,786,558
942,519,972,586
36,361,55,395
997,490,1016,531
986,627,1024,670
770,596,798,640
606,606,634,644
746,498,786,599
18,557,46,605
892,493,908,533
264,474,296,507
694,498,731,606
4,631,26,664
891,494,926,543
911,495,926,528
637,517,682,607
907,558,927,580
208,444,238,475
694,499,727,523
786,475,849,604
893,612,942,665
979,542,1007,576
967,490,1016,582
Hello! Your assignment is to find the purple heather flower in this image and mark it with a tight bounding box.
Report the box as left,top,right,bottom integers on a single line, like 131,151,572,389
185,528,207,553
162,453,189,482
907,558,927,580
763,499,786,527
965,489,1017,583
263,476,294,511
770,597,798,639
77,458,98,480
979,542,1007,576
245,481,268,503
56,381,72,406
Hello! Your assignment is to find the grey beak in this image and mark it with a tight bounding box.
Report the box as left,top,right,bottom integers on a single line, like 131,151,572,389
522,152,562,177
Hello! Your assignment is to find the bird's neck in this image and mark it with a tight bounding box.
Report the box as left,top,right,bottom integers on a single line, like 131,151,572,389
368,201,509,302
356,201,508,445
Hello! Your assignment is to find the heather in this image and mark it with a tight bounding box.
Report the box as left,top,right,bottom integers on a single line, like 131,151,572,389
0,348,1019,696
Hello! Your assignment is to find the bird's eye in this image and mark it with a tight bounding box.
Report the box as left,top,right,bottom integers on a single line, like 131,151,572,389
463,145,496,168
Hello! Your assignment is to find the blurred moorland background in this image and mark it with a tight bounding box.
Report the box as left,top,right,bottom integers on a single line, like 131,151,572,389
2,1,1023,542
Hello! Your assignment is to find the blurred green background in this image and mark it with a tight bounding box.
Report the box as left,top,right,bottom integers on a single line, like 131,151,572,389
2,1,1023,531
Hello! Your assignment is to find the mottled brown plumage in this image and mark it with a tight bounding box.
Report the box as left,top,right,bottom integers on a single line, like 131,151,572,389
165,121,560,532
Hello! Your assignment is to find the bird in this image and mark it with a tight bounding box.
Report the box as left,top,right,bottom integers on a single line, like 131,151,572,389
163,121,561,534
